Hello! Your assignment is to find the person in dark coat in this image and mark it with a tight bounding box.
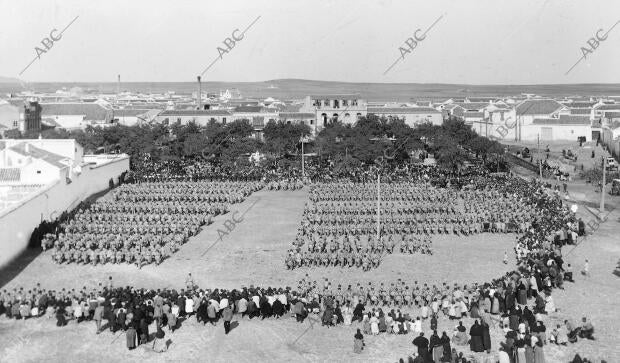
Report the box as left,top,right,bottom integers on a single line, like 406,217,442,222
430,314,438,331
505,286,515,312
272,299,285,318
481,321,491,353
56,305,67,327
293,300,307,322
440,332,451,362
353,328,364,353
126,324,137,350
469,320,484,352
259,298,272,319
353,302,365,322
322,306,334,327
139,318,149,345
247,300,258,319
222,305,233,334
197,301,208,324
429,330,443,363
517,282,527,305
412,332,430,358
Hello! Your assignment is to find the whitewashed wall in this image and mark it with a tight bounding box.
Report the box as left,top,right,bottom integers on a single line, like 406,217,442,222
0,156,129,268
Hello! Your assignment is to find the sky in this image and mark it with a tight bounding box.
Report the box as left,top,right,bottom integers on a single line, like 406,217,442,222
1,0,619,84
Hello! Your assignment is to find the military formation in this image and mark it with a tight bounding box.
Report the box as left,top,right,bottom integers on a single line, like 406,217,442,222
45,181,264,267
286,181,535,270
266,179,304,191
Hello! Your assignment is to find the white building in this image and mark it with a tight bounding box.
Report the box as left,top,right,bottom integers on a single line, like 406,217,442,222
367,106,443,127
155,110,232,126
41,103,114,130
303,94,368,133
0,138,129,268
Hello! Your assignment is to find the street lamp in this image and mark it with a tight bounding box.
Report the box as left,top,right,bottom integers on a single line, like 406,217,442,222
600,155,607,214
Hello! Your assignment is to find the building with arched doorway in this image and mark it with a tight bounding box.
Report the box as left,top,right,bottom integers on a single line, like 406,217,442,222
301,94,367,134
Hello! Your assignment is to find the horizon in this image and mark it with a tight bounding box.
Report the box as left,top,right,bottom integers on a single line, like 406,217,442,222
4,78,620,87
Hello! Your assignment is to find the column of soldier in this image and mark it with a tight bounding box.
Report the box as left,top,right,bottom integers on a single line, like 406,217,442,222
44,181,264,267
286,181,535,270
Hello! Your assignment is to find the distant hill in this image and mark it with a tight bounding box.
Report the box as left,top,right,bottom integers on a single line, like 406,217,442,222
1,78,619,101
0,76,22,83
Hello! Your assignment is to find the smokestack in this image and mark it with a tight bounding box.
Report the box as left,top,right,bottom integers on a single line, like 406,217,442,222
197,76,202,110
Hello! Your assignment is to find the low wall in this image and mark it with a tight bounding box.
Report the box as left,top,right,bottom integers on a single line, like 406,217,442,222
0,156,129,268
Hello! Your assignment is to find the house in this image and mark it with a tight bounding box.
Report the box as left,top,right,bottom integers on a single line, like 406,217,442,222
0,139,83,185
367,106,443,127
523,115,592,141
513,99,570,140
303,94,367,133
593,103,620,119
113,109,161,126
154,109,232,126
41,103,114,130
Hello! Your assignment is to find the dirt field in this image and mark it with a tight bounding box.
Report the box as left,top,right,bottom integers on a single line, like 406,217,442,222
1,186,619,363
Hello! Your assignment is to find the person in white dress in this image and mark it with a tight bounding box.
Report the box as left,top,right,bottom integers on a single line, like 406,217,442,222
370,313,379,335
544,294,556,314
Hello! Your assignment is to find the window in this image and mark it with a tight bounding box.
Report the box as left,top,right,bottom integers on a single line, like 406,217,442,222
222,118,227,124
310,120,314,125
13,121,18,127
37,170,41,174
500,112,504,121
177,118,181,123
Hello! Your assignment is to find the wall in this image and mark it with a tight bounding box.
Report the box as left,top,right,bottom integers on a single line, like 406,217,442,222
0,155,129,268
521,124,591,141
0,104,20,130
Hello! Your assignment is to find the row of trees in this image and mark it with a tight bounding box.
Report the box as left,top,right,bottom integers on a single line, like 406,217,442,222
3,115,504,169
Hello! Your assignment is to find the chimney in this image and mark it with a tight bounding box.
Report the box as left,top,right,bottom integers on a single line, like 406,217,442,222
25,143,30,153
197,76,202,110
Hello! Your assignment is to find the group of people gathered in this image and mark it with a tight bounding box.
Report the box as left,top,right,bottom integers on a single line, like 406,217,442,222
285,179,534,270
43,181,263,267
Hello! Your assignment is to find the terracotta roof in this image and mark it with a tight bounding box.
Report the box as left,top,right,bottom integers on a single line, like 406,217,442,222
453,102,489,111
41,103,111,121
112,109,157,117
463,111,484,118
0,168,20,182
532,115,590,125
159,110,231,116
234,106,263,113
368,107,440,114
516,99,564,116
603,111,620,118
9,142,68,168
569,108,592,115
279,112,315,119
568,102,596,108
594,104,620,110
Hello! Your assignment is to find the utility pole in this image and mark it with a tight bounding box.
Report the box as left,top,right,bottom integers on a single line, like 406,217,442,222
377,172,381,242
538,134,542,179
600,155,606,213
301,136,305,178
197,76,202,110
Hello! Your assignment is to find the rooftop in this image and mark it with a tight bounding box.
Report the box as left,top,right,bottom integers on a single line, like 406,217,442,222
159,110,231,116
41,103,111,120
532,115,591,125
368,107,440,114
516,99,564,116
9,142,69,169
